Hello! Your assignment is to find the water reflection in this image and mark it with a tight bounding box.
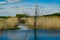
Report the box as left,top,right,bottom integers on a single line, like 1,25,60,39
0,30,60,40
0,30,34,40
0,31,3,37
18,24,29,30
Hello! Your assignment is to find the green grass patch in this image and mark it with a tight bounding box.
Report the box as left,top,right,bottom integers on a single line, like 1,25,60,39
7,27,20,30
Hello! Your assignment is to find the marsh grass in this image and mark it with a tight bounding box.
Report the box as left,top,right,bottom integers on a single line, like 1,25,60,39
25,16,60,30
0,17,19,31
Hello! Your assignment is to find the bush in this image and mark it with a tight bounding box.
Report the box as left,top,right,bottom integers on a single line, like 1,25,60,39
16,14,27,18
20,20,26,24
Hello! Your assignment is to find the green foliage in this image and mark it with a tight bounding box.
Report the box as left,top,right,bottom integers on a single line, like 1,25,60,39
0,16,8,18
7,27,20,30
20,20,26,24
16,14,27,18
0,16,11,19
43,13,60,16
51,13,60,16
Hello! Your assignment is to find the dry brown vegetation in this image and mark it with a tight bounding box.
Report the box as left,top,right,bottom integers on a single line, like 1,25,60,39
26,16,60,30
0,18,6,30
0,17,19,30
6,17,19,28
0,16,60,30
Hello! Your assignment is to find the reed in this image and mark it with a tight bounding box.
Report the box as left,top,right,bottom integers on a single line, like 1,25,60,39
26,16,60,30
0,17,19,30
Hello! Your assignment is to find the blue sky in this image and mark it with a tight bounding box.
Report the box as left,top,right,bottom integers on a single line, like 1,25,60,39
0,0,60,16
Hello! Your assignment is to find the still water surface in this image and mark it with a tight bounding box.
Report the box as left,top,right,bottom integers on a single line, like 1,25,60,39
0,24,60,40
0,30,60,40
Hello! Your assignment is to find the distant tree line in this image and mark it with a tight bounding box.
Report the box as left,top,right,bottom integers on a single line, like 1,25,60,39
43,13,60,16
0,16,10,18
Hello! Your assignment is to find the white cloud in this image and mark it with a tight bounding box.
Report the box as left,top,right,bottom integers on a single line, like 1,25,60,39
0,2,7,5
38,4,60,15
7,0,21,3
0,3,60,16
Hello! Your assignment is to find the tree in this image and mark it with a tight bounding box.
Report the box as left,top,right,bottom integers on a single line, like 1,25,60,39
16,14,27,18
